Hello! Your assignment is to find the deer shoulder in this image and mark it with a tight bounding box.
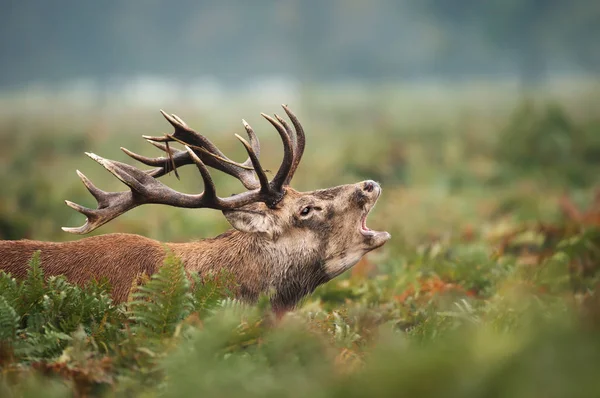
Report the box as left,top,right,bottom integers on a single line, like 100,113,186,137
0,106,390,312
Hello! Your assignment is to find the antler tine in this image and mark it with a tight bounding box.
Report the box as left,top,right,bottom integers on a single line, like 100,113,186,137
63,106,308,233
121,146,179,167
142,134,172,143
140,111,261,190
171,113,187,126
235,134,271,197
158,110,234,160
240,119,261,169
62,189,141,235
86,153,147,194
274,114,295,145
63,168,136,234
274,112,300,185
159,109,251,169
281,105,306,185
184,146,217,202
121,145,191,180
260,113,293,192
146,140,177,154
160,110,184,130
136,140,197,178
75,170,108,206
65,200,94,217
62,150,269,233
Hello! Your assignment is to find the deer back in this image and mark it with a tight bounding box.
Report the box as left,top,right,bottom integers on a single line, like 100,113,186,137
0,234,165,301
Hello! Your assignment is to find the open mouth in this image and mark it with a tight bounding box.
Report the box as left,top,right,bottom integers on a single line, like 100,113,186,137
360,212,373,235
357,183,391,246
359,204,386,238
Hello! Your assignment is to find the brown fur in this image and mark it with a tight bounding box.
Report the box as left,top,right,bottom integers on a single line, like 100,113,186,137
0,183,390,311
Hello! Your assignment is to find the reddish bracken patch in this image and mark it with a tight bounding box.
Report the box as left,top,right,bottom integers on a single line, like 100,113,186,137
32,356,113,398
351,257,376,279
395,276,476,304
559,189,600,227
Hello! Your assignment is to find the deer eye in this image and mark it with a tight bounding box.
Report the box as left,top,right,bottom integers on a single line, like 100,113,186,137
300,206,312,216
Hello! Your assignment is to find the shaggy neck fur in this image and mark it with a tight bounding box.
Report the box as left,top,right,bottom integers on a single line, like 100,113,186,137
168,229,329,311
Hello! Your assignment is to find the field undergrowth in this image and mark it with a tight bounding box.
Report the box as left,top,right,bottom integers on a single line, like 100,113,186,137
1,85,600,397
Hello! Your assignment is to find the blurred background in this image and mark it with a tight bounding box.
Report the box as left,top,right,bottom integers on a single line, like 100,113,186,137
3,2,600,396
0,0,599,244
1,1,599,90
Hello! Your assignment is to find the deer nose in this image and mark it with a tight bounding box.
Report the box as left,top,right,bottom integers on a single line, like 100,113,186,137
363,180,378,193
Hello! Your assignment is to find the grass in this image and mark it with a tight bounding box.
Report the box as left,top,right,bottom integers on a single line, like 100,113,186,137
1,81,600,397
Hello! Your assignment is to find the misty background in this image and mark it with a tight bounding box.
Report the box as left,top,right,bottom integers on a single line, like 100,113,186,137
1,0,599,108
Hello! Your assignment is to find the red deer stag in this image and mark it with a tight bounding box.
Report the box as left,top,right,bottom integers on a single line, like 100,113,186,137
0,106,390,312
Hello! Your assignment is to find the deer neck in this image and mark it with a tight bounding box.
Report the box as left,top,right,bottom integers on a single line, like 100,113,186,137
167,229,329,310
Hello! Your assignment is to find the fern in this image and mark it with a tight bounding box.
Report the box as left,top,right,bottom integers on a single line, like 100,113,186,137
0,296,19,341
17,251,47,331
22,250,45,302
42,275,118,337
191,269,239,317
128,252,193,338
14,327,73,361
0,271,21,312
0,253,122,362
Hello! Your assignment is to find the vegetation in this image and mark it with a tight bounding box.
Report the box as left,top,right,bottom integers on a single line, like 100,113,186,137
1,88,600,397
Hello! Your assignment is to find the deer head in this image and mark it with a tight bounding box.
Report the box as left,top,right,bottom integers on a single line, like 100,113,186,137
62,105,390,301
222,181,390,280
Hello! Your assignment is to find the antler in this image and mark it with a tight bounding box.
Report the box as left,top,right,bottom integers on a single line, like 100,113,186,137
63,105,306,234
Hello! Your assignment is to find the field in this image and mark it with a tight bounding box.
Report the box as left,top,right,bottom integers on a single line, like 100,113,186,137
1,80,600,397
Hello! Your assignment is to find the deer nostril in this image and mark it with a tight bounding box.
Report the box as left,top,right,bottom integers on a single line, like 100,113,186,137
363,181,374,193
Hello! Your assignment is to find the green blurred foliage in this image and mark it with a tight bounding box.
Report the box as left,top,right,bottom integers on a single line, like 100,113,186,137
495,101,600,186
1,224,600,396
2,88,600,396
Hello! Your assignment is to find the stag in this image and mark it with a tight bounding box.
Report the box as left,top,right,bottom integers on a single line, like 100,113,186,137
0,106,390,312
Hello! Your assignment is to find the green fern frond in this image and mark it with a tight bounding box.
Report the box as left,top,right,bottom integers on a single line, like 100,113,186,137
0,296,19,341
215,298,246,312
15,327,72,361
191,269,239,317
0,252,122,362
18,251,47,324
24,250,45,296
128,252,193,338
0,271,22,308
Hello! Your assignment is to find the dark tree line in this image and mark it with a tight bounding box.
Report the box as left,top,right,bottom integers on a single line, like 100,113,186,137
0,0,598,88
417,0,600,85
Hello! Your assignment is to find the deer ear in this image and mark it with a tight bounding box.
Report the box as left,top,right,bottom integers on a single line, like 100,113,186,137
222,209,280,237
